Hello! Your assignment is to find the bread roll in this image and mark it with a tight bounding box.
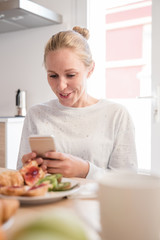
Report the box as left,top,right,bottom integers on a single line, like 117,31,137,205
24,183,49,197
0,186,28,196
20,160,45,186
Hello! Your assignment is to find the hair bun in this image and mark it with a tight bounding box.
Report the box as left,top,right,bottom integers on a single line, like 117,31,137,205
73,26,90,40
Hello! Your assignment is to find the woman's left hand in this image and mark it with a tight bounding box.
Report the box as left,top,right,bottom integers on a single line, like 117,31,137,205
41,151,89,178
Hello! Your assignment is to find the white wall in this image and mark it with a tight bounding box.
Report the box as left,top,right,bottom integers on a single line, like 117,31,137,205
0,0,87,116
86,0,106,99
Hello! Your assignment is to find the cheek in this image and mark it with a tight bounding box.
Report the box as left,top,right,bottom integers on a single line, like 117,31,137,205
48,79,55,88
71,81,81,91
74,75,86,89
48,81,57,93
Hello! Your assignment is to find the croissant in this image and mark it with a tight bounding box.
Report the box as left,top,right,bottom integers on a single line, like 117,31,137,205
0,198,19,225
0,227,6,240
0,171,24,187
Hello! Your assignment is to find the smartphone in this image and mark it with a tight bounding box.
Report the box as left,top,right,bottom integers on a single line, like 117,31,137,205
29,135,56,158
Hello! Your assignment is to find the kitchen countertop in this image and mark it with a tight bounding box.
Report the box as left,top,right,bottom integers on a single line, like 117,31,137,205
0,117,25,123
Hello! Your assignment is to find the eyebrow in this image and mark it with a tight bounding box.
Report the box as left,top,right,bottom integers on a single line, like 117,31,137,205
65,68,76,72
47,69,77,73
47,70,55,73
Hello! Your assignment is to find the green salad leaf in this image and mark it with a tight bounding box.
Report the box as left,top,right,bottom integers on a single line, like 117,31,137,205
37,174,71,191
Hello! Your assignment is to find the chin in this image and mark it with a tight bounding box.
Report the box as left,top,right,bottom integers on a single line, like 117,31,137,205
59,100,72,107
58,96,79,107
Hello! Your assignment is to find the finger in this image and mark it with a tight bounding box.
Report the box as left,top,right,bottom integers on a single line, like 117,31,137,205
35,157,43,166
47,167,62,174
22,152,37,164
45,152,64,160
22,158,31,166
41,164,47,172
43,159,61,168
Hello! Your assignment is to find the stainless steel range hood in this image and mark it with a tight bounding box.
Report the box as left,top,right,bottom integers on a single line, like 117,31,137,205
0,0,62,33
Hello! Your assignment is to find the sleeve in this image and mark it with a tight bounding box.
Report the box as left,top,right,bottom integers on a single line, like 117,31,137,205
108,107,137,170
86,107,138,180
86,162,107,179
16,109,37,169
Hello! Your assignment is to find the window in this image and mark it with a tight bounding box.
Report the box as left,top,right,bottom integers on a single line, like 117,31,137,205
87,0,152,170
105,0,151,99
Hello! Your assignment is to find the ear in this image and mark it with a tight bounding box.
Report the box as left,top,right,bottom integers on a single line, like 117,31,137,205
87,61,95,78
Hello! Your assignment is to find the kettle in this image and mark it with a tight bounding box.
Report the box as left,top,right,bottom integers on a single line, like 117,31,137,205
15,89,27,117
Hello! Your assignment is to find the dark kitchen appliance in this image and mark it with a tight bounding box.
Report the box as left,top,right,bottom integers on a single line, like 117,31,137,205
15,89,26,117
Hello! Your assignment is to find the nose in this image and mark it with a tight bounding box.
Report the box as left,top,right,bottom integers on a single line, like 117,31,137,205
57,77,67,91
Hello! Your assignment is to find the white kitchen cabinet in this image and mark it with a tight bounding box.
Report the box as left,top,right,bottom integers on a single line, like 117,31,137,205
0,117,24,169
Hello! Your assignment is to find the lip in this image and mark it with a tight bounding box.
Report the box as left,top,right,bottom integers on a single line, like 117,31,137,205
59,92,72,99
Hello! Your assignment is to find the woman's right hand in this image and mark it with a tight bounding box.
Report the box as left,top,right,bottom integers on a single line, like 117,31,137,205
21,152,44,167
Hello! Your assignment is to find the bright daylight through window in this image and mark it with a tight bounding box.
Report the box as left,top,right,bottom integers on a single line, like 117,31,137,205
88,0,152,171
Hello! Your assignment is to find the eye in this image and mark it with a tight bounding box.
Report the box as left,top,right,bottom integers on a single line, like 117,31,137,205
49,74,58,79
67,74,76,78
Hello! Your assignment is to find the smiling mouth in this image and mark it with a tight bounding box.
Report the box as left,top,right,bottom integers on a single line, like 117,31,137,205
59,92,71,98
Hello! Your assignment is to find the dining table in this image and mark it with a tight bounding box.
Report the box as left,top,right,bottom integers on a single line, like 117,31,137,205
0,168,101,240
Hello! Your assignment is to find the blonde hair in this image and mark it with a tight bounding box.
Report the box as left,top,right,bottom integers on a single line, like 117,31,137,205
44,26,93,67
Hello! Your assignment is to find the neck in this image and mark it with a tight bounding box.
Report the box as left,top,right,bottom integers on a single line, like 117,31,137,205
80,94,99,107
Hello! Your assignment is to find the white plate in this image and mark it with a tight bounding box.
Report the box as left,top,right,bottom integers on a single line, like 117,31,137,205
0,178,80,205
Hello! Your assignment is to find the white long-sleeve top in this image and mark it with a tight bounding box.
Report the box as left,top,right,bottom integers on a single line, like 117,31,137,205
17,99,137,179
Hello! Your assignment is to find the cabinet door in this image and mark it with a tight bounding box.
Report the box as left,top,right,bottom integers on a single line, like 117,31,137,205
6,121,24,169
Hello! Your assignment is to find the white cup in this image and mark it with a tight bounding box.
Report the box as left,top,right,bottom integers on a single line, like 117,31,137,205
98,171,160,240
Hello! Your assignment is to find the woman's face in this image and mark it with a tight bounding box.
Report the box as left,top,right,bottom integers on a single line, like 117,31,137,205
45,48,92,108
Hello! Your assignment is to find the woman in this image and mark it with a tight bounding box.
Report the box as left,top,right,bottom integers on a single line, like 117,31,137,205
17,26,137,179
